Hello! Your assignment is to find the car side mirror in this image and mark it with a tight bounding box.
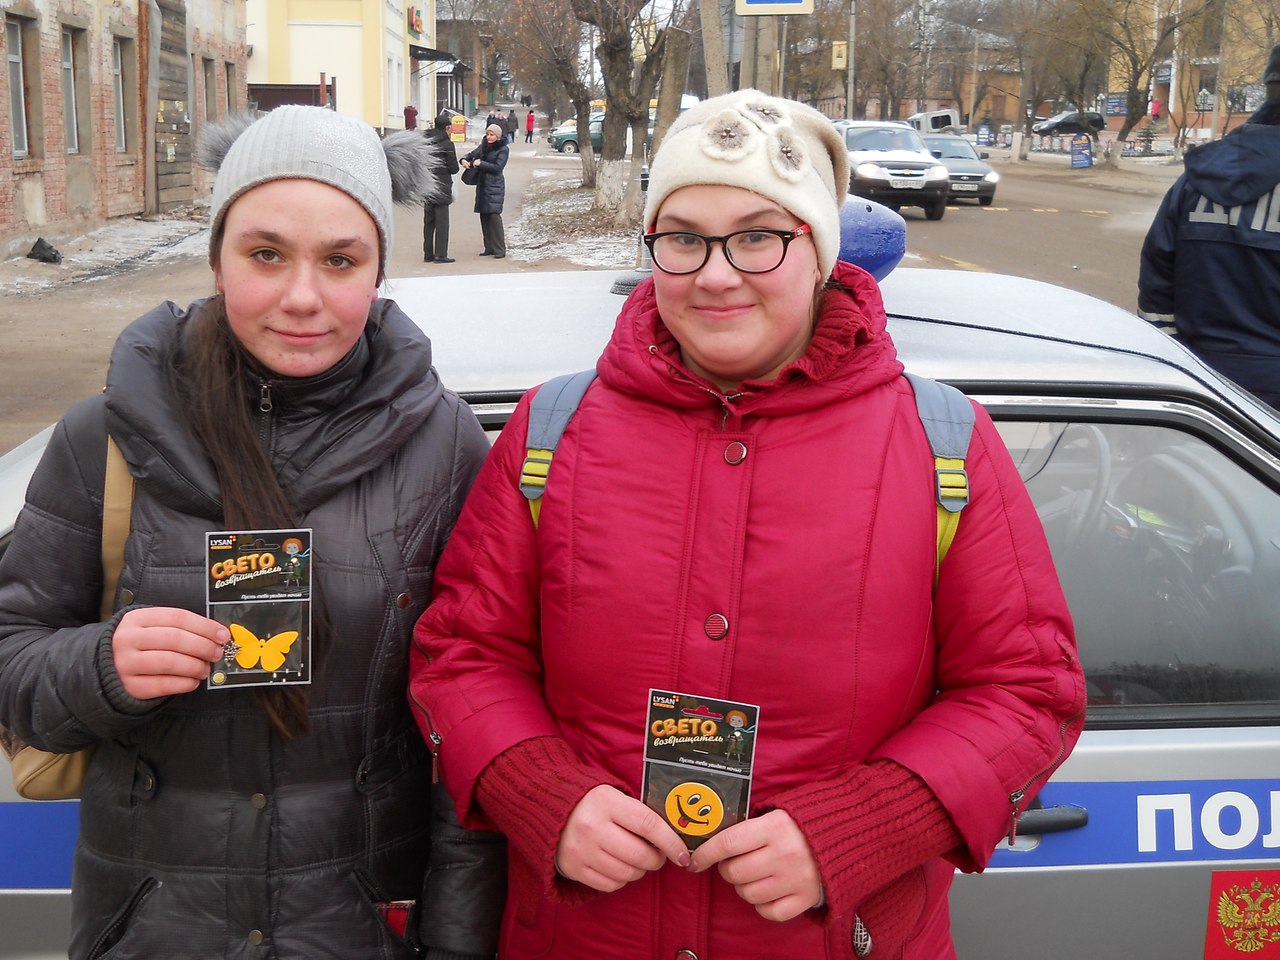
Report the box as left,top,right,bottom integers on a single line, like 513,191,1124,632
931,149,942,158
979,151,989,159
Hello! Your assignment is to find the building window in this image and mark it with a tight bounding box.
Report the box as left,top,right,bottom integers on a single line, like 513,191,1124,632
7,18,29,158
225,61,236,113
113,37,137,152
203,57,217,120
62,27,87,154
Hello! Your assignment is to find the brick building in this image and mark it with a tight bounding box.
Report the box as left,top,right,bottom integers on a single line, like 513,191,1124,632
1,1,246,257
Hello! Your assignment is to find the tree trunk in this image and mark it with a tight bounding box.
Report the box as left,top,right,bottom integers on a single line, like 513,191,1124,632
700,0,728,97
654,28,692,156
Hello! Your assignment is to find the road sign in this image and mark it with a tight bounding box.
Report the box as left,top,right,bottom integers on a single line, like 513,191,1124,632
736,0,815,14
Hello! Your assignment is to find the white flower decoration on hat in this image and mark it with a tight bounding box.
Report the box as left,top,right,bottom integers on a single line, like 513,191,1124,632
701,110,757,160
742,98,789,129
769,126,808,182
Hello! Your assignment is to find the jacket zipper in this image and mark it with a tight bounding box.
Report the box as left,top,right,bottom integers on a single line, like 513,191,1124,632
646,344,743,427
1006,703,1086,843
408,684,444,783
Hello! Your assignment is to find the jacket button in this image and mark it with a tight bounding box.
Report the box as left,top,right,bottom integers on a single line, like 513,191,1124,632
141,774,155,792
251,793,268,810
675,951,699,960
724,440,748,465
704,613,729,640
395,592,412,609
120,588,135,605
247,929,264,946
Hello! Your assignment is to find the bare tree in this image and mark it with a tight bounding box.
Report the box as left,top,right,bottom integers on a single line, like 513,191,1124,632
1079,0,1213,154
486,0,601,187
572,0,673,223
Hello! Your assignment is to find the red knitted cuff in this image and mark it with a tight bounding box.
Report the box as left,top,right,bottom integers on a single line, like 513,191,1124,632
475,736,625,903
769,759,963,920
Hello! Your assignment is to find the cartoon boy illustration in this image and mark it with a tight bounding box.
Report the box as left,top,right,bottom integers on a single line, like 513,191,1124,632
281,538,308,589
725,709,750,764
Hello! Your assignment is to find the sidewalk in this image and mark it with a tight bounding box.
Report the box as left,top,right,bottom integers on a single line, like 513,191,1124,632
979,136,1184,197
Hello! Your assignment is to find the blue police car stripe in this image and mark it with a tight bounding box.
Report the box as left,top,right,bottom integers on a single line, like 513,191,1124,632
0,802,78,889
988,779,1280,869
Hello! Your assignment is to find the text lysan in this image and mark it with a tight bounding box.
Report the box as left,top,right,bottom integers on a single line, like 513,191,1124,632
1138,792,1280,852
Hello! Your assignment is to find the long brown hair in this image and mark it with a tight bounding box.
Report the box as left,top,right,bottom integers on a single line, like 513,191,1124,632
172,296,312,738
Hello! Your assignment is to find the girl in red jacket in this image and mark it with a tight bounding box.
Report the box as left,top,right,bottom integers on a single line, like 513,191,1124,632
411,91,1085,959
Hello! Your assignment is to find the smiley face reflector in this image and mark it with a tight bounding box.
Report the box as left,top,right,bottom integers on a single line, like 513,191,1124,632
664,781,726,838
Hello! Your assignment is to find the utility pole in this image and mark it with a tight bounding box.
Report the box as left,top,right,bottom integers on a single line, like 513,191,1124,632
970,18,982,126
846,0,856,117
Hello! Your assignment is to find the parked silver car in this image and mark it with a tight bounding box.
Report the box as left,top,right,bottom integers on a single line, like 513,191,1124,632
4,234,1280,959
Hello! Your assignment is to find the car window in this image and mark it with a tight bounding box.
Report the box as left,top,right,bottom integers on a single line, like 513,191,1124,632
845,127,924,153
925,138,977,159
995,419,1280,713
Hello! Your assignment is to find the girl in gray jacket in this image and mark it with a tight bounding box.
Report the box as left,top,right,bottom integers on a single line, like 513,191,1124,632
0,106,505,960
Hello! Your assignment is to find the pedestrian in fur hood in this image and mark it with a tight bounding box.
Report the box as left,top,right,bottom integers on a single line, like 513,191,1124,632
0,104,505,960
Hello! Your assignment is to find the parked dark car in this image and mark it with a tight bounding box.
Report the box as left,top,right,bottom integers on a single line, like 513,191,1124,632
922,134,999,206
1033,110,1106,136
548,113,604,153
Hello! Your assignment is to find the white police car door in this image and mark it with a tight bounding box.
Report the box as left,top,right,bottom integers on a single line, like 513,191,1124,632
951,409,1280,960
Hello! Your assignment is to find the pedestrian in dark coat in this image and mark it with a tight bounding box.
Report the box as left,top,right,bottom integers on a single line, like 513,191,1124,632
461,124,509,258
424,113,460,262
506,110,519,142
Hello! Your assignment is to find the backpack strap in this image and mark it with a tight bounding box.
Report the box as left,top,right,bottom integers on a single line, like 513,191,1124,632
100,435,135,620
520,369,598,528
903,372,975,585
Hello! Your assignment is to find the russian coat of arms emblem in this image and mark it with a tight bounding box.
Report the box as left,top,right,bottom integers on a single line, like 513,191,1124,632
1216,879,1280,953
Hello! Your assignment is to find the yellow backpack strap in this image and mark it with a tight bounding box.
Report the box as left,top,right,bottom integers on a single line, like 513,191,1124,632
100,436,135,620
903,373,975,588
520,369,598,528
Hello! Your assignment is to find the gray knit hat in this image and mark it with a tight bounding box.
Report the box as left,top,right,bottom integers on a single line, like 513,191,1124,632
197,105,441,272
643,90,850,278
1265,44,1280,84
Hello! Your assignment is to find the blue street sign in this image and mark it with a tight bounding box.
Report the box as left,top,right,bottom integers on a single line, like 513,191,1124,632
735,0,815,13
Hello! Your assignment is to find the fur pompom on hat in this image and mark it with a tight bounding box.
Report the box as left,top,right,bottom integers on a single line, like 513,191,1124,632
198,105,443,272
643,91,850,277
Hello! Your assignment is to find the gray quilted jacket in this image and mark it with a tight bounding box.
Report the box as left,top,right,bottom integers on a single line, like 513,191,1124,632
0,298,505,960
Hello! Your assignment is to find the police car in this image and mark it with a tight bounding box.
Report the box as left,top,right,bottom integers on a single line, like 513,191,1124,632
2,203,1279,960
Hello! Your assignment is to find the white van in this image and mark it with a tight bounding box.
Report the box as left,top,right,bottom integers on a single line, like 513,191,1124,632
907,108,962,134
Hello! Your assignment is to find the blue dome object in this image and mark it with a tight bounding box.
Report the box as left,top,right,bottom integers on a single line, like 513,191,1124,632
838,196,906,281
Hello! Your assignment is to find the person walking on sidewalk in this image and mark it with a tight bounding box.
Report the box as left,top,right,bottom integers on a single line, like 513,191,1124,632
507,110,519,143
1139,44,1280,408
424,113,460,263
460,124,509,259
525,109,536,144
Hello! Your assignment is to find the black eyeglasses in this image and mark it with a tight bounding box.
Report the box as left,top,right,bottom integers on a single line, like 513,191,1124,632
643,224,812,275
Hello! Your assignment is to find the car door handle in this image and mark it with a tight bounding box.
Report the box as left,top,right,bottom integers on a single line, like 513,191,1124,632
1015,799,1089,835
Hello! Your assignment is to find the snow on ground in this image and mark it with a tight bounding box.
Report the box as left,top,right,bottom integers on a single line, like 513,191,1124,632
0,208,209,296
507,168,641,269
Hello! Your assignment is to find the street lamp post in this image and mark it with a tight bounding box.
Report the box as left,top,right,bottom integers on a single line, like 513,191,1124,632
846,0,856,118
970,18,982,128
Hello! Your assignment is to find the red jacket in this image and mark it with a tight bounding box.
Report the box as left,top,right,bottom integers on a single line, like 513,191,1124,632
411,262,1084,959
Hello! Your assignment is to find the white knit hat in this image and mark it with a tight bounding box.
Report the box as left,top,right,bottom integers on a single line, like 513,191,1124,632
197,105,440,273
644,91,850,277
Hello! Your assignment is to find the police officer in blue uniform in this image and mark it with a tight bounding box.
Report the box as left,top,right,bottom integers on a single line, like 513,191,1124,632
1139,45,1280,408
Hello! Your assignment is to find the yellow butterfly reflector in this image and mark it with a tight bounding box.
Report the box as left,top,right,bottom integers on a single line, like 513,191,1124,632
229,623,300,672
